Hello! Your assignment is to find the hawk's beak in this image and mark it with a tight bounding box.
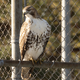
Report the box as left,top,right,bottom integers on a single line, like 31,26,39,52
23,9,28,15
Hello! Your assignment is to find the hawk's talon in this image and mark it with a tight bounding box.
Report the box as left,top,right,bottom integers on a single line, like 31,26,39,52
29,57,35,65
35,59,43,64
29,58,43,65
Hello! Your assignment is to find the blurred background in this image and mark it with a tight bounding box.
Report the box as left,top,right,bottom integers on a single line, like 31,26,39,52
0,0,80,80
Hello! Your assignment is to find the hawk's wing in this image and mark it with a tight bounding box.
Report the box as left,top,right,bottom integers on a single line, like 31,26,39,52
19,22,30,60
38,24,51,58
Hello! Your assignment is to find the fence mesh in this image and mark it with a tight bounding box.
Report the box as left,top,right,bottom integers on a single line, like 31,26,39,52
0,0,11,80
0,0,80,80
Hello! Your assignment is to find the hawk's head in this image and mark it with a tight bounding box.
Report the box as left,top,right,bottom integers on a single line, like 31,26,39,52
23,5,40,18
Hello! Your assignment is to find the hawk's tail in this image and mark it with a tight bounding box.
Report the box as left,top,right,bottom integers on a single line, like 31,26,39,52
21,67,33,80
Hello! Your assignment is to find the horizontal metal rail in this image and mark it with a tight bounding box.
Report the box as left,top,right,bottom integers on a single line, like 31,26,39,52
0,60,80,69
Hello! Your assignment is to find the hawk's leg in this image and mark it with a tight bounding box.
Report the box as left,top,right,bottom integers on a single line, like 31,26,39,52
30,57,43,65
35,58,43,64
29,57,35,65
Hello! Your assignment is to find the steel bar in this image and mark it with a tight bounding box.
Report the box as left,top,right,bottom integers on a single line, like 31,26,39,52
0,60,80,69
11,0,22,80
61,0,71,80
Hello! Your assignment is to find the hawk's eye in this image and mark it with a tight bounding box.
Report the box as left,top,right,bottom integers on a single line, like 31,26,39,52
27,9,30,11
30,12,35,16
27,7,31,11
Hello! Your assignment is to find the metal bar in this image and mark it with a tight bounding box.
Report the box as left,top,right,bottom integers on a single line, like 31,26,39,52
61,0,70,80
11,0,22,80
0,60,80,69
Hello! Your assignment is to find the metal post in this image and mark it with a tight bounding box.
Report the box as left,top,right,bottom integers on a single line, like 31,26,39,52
61,0,71,80
11,0,22,80
24,0,27,21
24,0,27,7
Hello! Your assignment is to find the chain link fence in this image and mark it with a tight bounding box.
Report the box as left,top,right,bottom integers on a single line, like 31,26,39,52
0,0,11,80
0,0,80,80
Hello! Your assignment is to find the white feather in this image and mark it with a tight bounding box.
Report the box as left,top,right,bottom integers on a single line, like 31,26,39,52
23,43,43,60
23,14,51,61
25,14,49,35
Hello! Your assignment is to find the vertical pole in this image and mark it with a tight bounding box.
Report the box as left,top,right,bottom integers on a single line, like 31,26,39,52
61,0,71,80
24,0,27,7
24,0,27,21
11,0,22,80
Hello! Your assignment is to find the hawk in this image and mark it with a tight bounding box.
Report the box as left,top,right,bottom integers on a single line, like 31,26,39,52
19,5,51,80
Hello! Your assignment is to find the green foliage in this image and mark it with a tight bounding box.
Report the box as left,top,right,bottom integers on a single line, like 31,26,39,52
0,0,11,23
0,0,80,80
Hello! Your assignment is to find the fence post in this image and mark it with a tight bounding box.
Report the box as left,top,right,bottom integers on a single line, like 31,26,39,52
11,0,22,80
24,0,27,7
24,0,27,21
61,0,71,80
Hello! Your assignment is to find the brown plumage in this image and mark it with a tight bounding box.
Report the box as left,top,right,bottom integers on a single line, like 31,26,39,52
23,5,40,18
19,5,51,80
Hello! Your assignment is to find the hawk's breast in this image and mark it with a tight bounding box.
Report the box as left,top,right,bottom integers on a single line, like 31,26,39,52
21,18,51,61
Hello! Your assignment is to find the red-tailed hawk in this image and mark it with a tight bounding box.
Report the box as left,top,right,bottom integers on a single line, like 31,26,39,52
19,5,51,80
